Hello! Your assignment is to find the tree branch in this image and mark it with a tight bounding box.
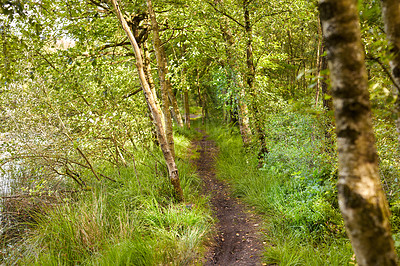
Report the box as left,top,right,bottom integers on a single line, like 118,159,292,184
252,10,291,26
122,88,142,99
99,40,131,51
367,55,400,92
205,1,245,28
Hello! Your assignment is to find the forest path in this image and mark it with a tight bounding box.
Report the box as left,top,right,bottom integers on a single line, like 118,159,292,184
193,131,265,266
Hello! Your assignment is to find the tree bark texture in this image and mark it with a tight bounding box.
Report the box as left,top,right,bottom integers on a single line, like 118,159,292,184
146,0,175,159
166,79,184,127
319,0,397,265
143,41,165,127
143,41,163,117
112,0,184,202
145,0,183,128
238,87,252,146
320,45,336,150
315,20,322,107
244,0,268,158
142,41,164,146
381,0,400,147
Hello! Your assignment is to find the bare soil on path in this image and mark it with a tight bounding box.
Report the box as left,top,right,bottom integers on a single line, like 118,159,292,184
193,132,264,266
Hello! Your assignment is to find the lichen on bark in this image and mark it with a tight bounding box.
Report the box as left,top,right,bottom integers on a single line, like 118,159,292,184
319,0,398,264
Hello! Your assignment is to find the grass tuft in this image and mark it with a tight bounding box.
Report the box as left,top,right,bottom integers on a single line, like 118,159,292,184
4,129,212,266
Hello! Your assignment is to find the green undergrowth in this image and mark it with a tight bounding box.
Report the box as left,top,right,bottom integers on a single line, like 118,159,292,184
8,129,212,265
207,111,355,265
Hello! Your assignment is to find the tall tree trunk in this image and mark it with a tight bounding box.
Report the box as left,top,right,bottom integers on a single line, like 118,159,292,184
162,84,175,158
145,0,183,128
319,1,397,265
143,40,165,127
238,87,252,146
112,0,184,202
166,79,184,127
146,0,175,159
315,18,323,106
381,0,400,147
142,40,164,146
244,0,268,161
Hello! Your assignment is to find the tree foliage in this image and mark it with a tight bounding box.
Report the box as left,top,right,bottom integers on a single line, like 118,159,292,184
2,0,400,263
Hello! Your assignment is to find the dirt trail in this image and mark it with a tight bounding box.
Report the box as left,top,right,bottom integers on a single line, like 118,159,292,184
193,133,264,266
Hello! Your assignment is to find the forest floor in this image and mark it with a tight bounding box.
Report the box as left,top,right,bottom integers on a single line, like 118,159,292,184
193,131,266,265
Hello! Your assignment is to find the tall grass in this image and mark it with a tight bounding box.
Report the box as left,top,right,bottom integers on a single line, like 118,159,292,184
5,128,212,265
207,111,354,265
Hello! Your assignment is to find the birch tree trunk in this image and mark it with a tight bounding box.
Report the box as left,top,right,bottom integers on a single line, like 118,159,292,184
143,40,165,127
319,0,397,264
238,87,252,146
166,79,184,127
146,0,175,158
145,0,183,128
315,18,322,106
111,0,184,202
381,0,400,147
